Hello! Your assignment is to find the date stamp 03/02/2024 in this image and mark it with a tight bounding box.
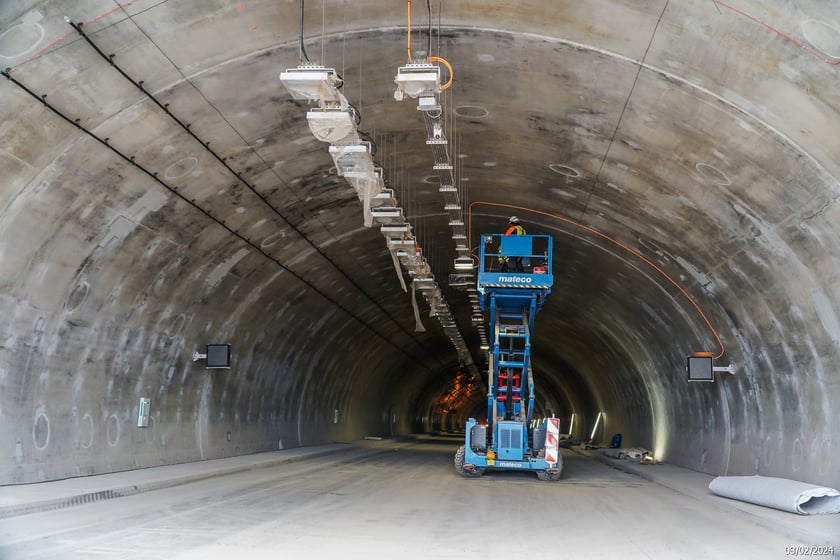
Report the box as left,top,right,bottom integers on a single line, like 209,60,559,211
784,545,835,556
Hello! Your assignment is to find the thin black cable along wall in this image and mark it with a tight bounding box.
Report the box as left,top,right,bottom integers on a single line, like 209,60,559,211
1,67,439,373
66,19,449,370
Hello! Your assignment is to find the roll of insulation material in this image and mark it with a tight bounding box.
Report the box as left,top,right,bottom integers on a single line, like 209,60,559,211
709,475,840,515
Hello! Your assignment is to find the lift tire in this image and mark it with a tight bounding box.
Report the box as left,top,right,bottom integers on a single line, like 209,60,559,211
454,445,484,478
536,467,562,482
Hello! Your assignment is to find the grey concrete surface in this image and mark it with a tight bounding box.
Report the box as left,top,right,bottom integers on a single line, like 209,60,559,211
0,0,838,504
1,436,836,559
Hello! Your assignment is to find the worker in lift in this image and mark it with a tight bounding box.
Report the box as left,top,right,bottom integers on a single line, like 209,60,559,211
500,216,526,272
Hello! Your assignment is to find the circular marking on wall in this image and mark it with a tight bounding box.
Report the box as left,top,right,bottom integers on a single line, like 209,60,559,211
260,231,285,248
549,164,581,178
695,162,731,186
482,162,496,167
163,156,199,179
33,412,49,449
106,414,120,447
477,53,495,62
64,280,89,313
235,206,246,214
0,23,45,58
762,436,773,467
791,437,802,471
80,413,94,449
454,105,489,119
145,415,157,444
801,20,840,60
423,175,439,184
818,440,830,475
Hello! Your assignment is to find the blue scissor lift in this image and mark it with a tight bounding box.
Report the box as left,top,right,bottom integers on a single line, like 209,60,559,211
454,233,563,481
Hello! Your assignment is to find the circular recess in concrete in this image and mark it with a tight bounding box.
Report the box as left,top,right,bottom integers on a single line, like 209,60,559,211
64,280,89,313
168,313,186,337
695,162,731,186
261,231,285,248
423,175,439,183
0,23,45,58
106,414,120,447
763,435,773,467
549,164,581,178
33,412,49,449
791,437,802,471
145,416,157,444
80,413,94,449
482,162,497,167
454,105,489,119
801,20,840,60
163,156,199,179
457,153,468,159
477,53,495,62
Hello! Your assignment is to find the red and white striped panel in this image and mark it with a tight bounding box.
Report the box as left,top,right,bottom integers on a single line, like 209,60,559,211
545,417,560,466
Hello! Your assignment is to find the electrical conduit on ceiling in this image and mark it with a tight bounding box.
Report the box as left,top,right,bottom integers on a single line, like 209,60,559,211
468,201,726,359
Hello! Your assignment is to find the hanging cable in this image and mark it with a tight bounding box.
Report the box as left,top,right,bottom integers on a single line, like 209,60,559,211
428,55,453,90
406,0,413,62
405,0,452,88
427,0,433,57
467,201,726,359
299,0,310,63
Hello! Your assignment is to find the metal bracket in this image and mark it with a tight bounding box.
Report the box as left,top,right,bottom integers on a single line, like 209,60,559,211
713,364,736,375
192,351,207,362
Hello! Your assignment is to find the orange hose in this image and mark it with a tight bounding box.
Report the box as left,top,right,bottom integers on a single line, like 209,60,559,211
406,0,412,62
468,201,726,359
428,55,453,90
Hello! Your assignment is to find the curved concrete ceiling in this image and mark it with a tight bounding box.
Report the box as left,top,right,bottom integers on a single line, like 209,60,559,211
1,0,838,486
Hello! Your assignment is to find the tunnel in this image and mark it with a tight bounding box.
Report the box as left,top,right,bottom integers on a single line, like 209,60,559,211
1,0,839,531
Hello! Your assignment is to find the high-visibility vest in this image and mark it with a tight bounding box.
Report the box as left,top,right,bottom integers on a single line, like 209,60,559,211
504,224,525,235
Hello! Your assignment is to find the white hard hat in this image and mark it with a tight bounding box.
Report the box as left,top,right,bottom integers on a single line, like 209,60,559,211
508,216,520,224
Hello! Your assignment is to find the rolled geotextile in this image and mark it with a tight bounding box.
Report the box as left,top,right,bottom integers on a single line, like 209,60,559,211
709,475,840,515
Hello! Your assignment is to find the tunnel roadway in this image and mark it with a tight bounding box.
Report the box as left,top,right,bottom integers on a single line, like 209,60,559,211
1,435,831,559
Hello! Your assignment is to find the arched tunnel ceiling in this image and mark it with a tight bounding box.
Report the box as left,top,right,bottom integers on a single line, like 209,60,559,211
1,0,839,486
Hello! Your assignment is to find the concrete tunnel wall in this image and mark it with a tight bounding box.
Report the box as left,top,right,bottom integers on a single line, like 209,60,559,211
0,0,839,487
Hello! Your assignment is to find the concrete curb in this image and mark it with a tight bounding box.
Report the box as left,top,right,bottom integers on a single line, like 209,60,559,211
0,444,355,520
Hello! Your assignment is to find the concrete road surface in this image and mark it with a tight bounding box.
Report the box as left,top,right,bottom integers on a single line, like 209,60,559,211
0,435,833,559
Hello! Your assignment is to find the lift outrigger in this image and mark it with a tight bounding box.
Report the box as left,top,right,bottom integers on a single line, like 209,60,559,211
455,233,562,481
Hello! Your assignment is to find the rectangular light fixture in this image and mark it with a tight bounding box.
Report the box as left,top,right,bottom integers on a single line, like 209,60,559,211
306,109,357,143
394,63,441,100
280,66,342,104
329,144,374,177
454,257,474,271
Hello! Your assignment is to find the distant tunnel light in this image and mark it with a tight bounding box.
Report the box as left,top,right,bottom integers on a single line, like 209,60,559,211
306,109,357,143
589,411,604,442
279,66,342,104
454,257,474,271
393,64,441,100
